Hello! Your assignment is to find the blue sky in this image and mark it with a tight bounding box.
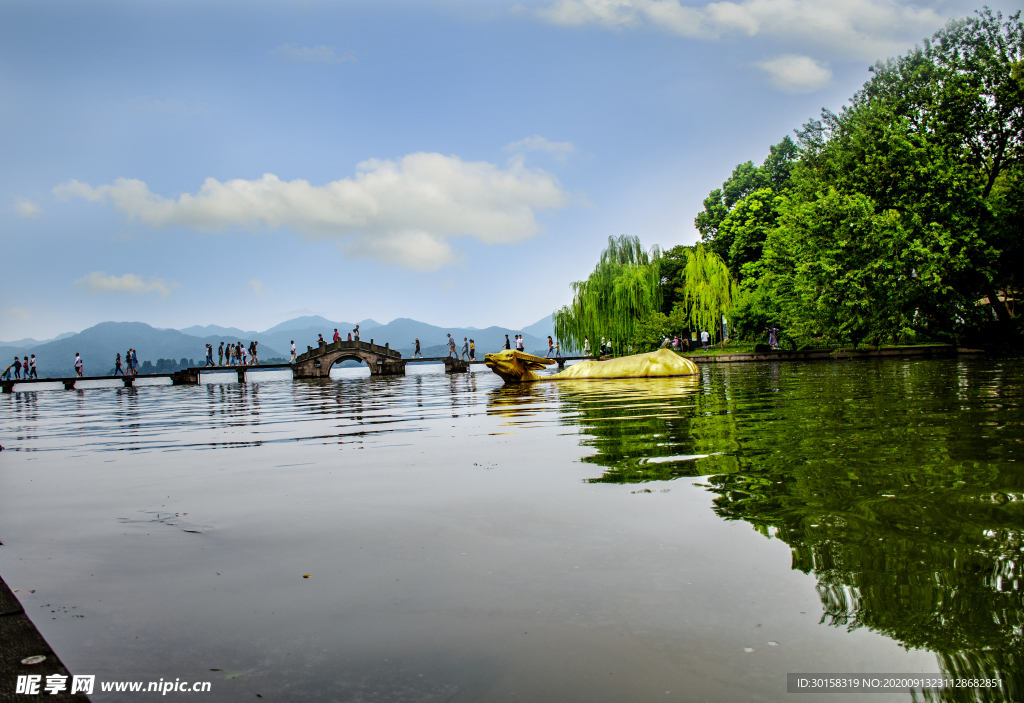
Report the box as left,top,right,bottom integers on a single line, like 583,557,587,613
2,0,1012,340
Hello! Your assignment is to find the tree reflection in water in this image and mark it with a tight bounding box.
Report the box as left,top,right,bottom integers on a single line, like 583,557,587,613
490,359,1022,702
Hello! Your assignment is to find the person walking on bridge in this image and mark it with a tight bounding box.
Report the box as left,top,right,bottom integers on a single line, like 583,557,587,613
205,344,215,367
413,338,422,358
114,353,124,376
545,336,554,358
469,339,476,360
218,342,224,366
74,353,84,377
353,325,360,342
12,356,21,379
132,349,139,375
250,340,259,365
333,328,340,343
28,355,37,379
290,340,297,364
239,343,247,366
504,334,511,350
446,334,456,358
461,337,469,360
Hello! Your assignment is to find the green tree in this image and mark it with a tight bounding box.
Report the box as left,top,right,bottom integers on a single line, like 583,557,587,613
659,244,692,314
681,244,738,341
553,235,662,353
751,9,1023,346
695,137,798,270
716,187,781,280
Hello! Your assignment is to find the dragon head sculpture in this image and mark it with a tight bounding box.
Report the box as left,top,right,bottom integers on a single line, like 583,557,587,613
484,350,555,383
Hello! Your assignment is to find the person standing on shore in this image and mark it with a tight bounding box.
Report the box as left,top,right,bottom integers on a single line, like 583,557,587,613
28,355,37,378
583,337,590,357
114,353,124,376
413,338,422,358
701,330,710,349
74,353,84,377
290,340,297,364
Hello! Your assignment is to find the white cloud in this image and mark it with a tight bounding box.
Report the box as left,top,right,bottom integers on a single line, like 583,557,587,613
505,135,577,160
74,272,179,299
270,44,356,64
758,54,832,93
53,152,571,271
15,198,42,218
6,307,32,320
536,0,945,60
249,279,269,296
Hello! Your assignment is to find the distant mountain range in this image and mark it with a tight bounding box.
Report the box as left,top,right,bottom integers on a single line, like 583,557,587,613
0,315,556,378
0,332,76,348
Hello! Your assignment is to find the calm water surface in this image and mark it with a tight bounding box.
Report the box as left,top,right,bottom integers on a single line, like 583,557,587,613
1,359,1021,702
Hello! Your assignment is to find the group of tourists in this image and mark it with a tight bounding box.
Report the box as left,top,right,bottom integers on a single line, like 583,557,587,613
445,334,477,360
113,349,140,376
544,336,562,359
502,334,528,353
579,337,614,357
315,326,361,350
215,341,260,366
1,355,38,380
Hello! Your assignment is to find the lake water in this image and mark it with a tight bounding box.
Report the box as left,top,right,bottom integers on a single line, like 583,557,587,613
1,358,1021,702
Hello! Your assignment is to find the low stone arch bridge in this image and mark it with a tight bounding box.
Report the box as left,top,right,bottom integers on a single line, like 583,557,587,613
293,340,407,379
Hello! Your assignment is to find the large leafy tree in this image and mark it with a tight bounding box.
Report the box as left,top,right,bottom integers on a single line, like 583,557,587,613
750,9,1023,345
695,137,798,274
681,244,738,340
553,235,662,353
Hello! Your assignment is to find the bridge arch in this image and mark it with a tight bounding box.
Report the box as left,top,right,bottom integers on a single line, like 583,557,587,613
293,340,406,380
326,353,373,376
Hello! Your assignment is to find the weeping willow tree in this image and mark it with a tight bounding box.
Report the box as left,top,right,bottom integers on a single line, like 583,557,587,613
681,244,738,339
553,235,662,353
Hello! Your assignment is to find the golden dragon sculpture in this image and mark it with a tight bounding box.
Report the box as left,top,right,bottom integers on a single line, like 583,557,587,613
484,348,699,384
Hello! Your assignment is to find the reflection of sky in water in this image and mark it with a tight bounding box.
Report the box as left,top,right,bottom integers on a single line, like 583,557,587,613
1,359,1020,701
